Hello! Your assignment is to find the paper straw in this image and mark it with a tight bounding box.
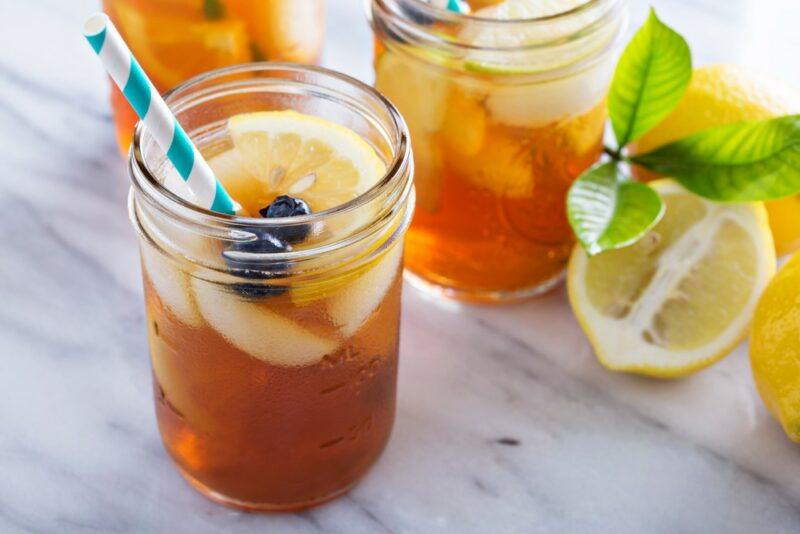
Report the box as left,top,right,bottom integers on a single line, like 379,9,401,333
432,0,470,13
447,0,469,13
83,13,238,216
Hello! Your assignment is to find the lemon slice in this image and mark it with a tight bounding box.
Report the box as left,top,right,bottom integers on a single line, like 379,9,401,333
191,277,338,366
112,0,251,89
328,241,404,336
209,111,385,216
568,180,776,378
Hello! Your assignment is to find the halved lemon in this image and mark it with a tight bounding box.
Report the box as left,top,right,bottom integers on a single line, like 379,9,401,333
631,64,800,256
568,180,776,378
112,0,251,89
209,111,386,216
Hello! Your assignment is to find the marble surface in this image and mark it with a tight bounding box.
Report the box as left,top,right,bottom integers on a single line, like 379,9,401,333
2,0,800,532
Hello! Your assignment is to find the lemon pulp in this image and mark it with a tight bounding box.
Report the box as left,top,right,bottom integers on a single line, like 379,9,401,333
568,180,776,377
208,110,386,217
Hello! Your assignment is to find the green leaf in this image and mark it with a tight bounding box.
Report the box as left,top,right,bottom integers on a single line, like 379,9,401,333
203,0,225,20
609,8,691,148
631,115,800,201
567,162,665,255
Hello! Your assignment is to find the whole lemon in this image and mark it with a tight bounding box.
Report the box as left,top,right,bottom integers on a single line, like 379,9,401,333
630,64,800,256
750,251,800,442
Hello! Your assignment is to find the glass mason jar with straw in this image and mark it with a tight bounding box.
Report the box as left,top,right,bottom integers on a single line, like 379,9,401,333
103,0,326,154
85,15,413,511
369,0,628,302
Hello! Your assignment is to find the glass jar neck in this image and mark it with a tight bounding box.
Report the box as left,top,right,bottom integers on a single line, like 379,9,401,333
129,63,413,278
370,0,628,79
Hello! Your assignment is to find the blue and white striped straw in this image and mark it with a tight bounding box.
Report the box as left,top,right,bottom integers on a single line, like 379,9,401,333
83,13,238,216
433,0,470,13
446,0,470,13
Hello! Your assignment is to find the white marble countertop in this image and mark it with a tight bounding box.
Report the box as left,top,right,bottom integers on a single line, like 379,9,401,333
2,0,800,532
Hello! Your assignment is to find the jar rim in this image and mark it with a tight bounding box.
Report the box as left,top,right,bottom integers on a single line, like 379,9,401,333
369,0,628,63
129,62,412,233
401,0,607,24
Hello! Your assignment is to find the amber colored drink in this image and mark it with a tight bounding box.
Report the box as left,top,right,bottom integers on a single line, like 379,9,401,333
402,97,606,296
104,0,325,152
142,241,403,508
129,65,413,511
370,0,627,301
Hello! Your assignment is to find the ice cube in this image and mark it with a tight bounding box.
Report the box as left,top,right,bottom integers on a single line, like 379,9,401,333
141,245,203,327
484,57,615,127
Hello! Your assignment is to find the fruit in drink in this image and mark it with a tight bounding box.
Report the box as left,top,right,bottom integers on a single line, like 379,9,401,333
568,180,776,378
374,0,616,299
103,0,325,152
140,111,403,508
631,64,800,256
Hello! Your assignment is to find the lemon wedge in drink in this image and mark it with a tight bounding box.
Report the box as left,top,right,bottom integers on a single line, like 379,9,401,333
209,111,386,216
112,0,251,89
191,277,337,366
328,241,404,336
568,180,776,378
224,0,324,63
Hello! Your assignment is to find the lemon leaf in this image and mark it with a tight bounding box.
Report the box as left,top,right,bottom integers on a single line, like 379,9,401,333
631,115,800,201
609,8,691,148
567,162,665,255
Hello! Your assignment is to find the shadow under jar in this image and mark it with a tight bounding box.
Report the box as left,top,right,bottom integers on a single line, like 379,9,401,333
128,64,414,511
369,0,628,302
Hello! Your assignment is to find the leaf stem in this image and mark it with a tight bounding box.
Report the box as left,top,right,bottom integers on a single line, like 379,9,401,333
604,145,622,161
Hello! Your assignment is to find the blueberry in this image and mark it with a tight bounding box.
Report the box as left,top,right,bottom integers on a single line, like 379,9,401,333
223,231,291,299
259,195,312,243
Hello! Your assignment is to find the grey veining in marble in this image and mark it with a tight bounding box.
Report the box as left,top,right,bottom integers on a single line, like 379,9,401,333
2,0,800,532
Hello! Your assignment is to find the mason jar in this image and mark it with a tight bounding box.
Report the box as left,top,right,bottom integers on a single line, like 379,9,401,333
369,0,627,302
128,64,413,511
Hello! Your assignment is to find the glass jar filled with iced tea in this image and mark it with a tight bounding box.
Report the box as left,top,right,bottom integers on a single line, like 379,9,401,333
104,0,325,152
128,64,413,511
370,0,627,302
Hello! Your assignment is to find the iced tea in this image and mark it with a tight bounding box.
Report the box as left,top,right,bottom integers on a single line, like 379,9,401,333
104,0,325,152
371,0,627,301
129,65,413,510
